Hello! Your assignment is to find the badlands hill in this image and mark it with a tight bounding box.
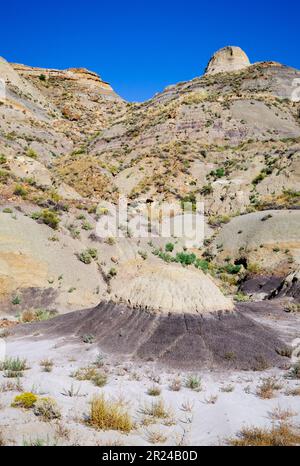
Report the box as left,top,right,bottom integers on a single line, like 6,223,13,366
0,47,299,369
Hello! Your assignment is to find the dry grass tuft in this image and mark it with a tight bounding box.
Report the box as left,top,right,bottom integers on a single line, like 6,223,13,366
220,384,235,392
204,394,218,404
40,359,53,372
285,386,300,396
180,399,194,413
54,422,70,441
72,366,107,387
268,406,296,422
139,398,171,419
146,429,168,444
33,397,61,421
256,377,282,399
0,430,5,446
227,422,300,446
89,394,133,433
0,379,23,392
169,377,182,391
147,385,161,396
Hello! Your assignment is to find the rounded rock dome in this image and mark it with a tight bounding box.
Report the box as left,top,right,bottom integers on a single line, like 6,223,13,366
205,46,250,75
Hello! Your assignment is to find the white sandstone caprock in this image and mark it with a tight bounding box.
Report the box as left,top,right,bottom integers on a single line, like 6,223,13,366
205,46,250,75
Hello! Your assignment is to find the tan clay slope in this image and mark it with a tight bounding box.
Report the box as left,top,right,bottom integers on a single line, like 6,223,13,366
0,212,106,314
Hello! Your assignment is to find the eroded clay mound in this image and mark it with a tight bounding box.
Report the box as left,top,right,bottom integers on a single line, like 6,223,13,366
11,301,289,370
110,262,233,314
212,210,300,272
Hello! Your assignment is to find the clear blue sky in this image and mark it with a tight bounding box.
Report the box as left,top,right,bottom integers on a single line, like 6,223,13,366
1,0,299,101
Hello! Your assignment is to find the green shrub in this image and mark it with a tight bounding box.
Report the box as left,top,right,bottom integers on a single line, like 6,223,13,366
252,171,267,185
180,193,196,211
200,184,213,195
209,168,225,179
0,357,27,372
194,258,209,272
108,267,117,278
14,184,27,198
0,169,9,181
82,334,95,344
208,215,230,226
87,248,98,259
81,221,93,231
0,154,7,164
154,250,174,262
12,295,21,305
224,264,241,274
185,375,201,390
175,252,196,266
78,251,92,264
32,209,60,229
25,148,38,159
78,248,98,264
165,242,174,252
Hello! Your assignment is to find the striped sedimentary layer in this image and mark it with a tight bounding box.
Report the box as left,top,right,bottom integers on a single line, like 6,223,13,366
12,300,289,370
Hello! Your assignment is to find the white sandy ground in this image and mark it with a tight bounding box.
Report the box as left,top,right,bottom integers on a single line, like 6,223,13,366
1,336,300,446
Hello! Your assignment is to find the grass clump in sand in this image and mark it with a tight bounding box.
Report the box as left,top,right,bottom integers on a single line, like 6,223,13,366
288,362,300,380
0,357,27,377
88,394,133,433
146,429,168,444
0,380,23,392
12,392,37,409
139,398,172,421
256,377,282,399
285,386,300,396
227,423,300,446
147,385,161,396
185,375,201,390
169,377,182,391
72,366,107,387
33,397,61,421
40,359,54,372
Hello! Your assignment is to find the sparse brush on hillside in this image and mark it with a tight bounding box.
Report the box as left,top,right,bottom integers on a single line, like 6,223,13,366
31,209,60,229
19,309,57,323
